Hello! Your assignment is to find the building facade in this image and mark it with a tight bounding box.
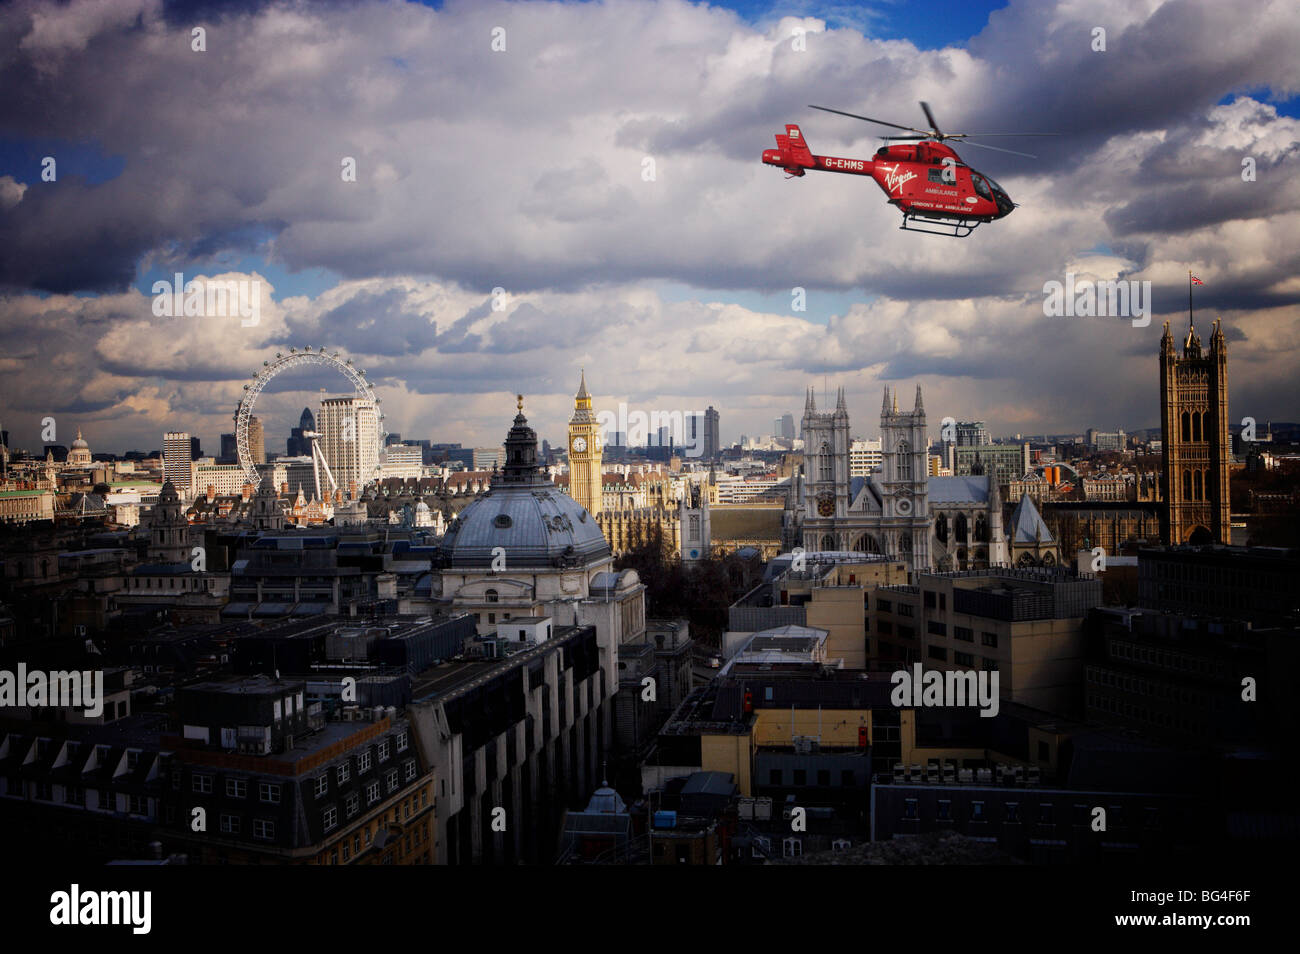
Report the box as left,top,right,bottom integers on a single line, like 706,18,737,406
1159,318,1230,544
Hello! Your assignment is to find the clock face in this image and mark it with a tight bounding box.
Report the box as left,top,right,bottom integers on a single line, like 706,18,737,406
817,495,835,517
572,436,587,453
896,498,913,516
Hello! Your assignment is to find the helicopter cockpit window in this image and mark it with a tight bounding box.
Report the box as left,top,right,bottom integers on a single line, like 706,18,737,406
971,174,992,199
983,174,1005,194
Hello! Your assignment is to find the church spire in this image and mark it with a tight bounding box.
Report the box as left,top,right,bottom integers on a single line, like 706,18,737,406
806,387,816,413
914,384,924,414
576,368,590,402
835,386,847,413
881,386,891,416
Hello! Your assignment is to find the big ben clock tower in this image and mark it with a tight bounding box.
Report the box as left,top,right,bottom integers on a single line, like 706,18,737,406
568,370,603,517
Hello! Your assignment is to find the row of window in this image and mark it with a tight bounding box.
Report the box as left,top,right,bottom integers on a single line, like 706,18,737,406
926,646,998,670
901,798,1161,829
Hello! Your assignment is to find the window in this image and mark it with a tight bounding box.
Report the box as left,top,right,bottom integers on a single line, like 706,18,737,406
396,731,408,753
899,603,914,618
898,624,915,639
226,778,247,798
366,782,380,805
927,620,946,636
928,646,947,662
1038,803,1054,825
220,814,240,834
323,807,338,832
358,752,372,773
259,782,281,804
981,632,998,647
314,775,328,798
378,740,390,762
955,651,975,667
937,799,952,820
982,658,999,671
385,770,399,793
903,798,919,819
923,591,936,609
485,589,498,603
127,794,148,815
878,599,892,613
253,819,275,841
192,774,213,794
955,626,974,642
345,793,359,817
337,763,351,785
404,760,417,782
1005,802,1020,824
971,801,986,821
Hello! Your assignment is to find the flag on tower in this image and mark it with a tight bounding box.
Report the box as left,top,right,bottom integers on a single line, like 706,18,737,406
1191,275,1204,285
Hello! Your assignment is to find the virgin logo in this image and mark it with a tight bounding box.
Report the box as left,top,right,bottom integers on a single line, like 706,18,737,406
880,164,917,194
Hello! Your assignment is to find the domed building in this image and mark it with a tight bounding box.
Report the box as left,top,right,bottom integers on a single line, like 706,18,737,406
434,396,645,695
67,429,93,467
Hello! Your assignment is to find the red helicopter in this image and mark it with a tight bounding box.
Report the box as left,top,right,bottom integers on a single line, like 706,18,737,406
761,102,1055,237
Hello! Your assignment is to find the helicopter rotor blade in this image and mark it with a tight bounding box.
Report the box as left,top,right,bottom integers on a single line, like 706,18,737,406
920,101,942,138
951,139,1039,159
946,133,1061,138
882,135,931,140
808,105,930,136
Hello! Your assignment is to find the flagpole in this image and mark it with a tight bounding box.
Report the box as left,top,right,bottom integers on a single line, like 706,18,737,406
1188,270,1193,330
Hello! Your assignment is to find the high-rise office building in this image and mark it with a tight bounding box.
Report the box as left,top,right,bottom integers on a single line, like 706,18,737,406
247,416,266,465
287,407,316,457
955,421,990,447
849,438,883,477
163,431,194,498
318,396,380,498
779,412,796,440
703,406,720,459
219,432,237,462
189,436,202,460
1160,319,1230,544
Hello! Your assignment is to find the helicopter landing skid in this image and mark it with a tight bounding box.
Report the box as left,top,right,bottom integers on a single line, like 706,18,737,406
899,213,982,238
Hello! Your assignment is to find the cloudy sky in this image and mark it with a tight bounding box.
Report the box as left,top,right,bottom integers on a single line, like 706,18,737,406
1,0,1298,456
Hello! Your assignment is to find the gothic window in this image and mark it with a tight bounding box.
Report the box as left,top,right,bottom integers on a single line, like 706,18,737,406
819,443,833,482
1193,470,1203,501
689,515,700,538
854,533,880,554
899,533,912,554
1191,412,1202,442
955,513,968,544
898,442,913,481
1200,412,1210,443
1183,470,1193,499
975,514,988,542
1180,412,1190,443
936,513,949,544
820,534,836,551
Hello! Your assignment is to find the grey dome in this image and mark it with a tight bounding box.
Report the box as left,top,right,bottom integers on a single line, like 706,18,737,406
440,486,609,569
438,396,610,570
